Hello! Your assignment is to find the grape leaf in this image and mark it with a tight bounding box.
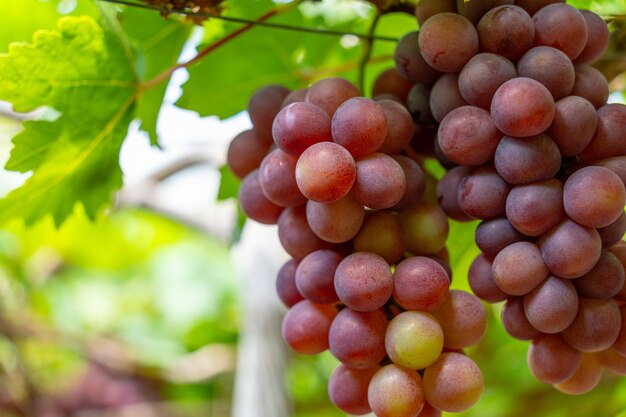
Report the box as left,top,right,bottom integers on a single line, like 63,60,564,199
119,8,191,145
0,16,138,226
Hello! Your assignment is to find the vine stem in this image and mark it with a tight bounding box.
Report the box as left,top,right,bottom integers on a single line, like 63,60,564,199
358,12,381,93
140,0,304,91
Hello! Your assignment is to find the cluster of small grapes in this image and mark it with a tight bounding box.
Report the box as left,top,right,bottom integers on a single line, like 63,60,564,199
405,0,626,395
227,71,490,414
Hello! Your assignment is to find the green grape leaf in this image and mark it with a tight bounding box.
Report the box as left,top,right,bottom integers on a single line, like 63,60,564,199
119,8,191,145
217,165,240,201
0,16,138,226
176,0,370,119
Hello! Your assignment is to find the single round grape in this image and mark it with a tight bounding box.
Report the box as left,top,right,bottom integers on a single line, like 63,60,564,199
547,96,598,157
574,10,610,65
477,5,535,61
505,179,564,236
227,129,271,179
306,196,364,243
515,0,564,16
598,347,626,376
527,333,582,384
332,97,388,158
438,106,502,166
406,84,435,125
281,88,308,108
335,252,392,312
353,211,406,264
329,308,388,369
432,290,487,349
423,353,484,413
239,170,284,225
456,0,514,25
368,365,425,417
248,84,290,136
394,32,441,84
276,259,303,308
393,257,451,312
295,250,342,304
539,219,602,279
523,276,578,333
418,13,479,73
415,0,456,25
272,102,332,157
259,149,307,207
401,203,449,255
282,300,337,354
491,77,555,137
580,103,626,161
295,142,356,203
517,46,575,100
429,73,468,123
501,297,541,340
494,134,561,185
377,99,414,154
391,155,426,211
277,205,335,260
459,53,517,109
554,353,602,395
532,4,588,60
469,254,509,303
437,166,472,222
372,68,413,102
458,165,510,220
385,311,444,370
570,65,609,109
306,77,360,117
475,217,528,260
564,166,626,229
492,242,549,296
562,298,621,352
573,251,625,299
352,153,406,209
598,212,626,248
328,365,378,415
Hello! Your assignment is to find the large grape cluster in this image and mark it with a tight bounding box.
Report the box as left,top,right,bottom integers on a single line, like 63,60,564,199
228,75,488,415
404,0,626,395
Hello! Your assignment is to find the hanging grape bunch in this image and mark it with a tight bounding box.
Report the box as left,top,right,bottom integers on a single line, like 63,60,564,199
228,0,626,415
408,0,626,396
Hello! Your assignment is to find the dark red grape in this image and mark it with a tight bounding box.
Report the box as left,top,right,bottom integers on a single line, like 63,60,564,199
277,205,335,260
475,217,528,260
391,155,426,211
516,46,575,100
459,53,517,109
368,365,425,417
227,129,271,179
458,165,510,220
570,65,609,109
491,77,555,137
501,297,541,340
505,179,564,236
438,106,502,166
332,98,388,158
429,73,468,123
515,0,564,16
393,256,451,312
598,212,626,248
282,300,337,354
306,77,360,117
554,353,602,395
492,242,549,296
477,5,535,61
573,251,625,299
532,4,588,60
239,170,284,224
437,166,472,222
523,275,578,333
494,134,561,185
259,149,307,207
539,219,602,279
415,0,456,25
372,68,413,102
469,254,509,303
562,298,621,352
295,250,342,304
574,10,610,65
328,364,378,415
248,84,290,136
423,353,483,413
527,333,582,383
547,95,597,157
281,88,308,108
394,32,441,84
295,142,356,203
352,153,406,209
276,259,303,308
419,13,479,73
432,290,487,349
306,195,365,243
335,252,393,312
377,99,414,154
329,308,388,369
272,102,332,157
580,103,626,161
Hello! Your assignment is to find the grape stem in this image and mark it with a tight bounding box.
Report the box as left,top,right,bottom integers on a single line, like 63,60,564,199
358,11,381,93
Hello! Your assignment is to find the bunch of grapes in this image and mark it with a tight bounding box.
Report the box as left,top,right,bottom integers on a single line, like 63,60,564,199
227,74,490,415
402,0,626,395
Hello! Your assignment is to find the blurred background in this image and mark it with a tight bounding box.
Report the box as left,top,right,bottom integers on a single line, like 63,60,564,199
1,0,626,416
